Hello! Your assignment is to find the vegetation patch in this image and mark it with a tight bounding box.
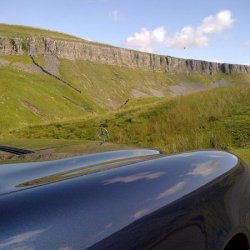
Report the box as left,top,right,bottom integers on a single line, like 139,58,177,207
21,41,28,52
231,147,250,165
20,100,43,117
0,63,98,133
8,38,18,52
7,84,250,157
0,23,117,47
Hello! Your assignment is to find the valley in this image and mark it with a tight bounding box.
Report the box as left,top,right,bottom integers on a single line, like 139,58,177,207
0,24,249,164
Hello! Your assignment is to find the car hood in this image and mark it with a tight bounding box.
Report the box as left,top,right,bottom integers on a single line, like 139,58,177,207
0,149,239,197
0,149,242,249
0,148,161,195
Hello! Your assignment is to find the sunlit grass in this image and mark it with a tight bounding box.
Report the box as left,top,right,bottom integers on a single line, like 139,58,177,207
7,84,250,161
231,147,250,165
0,23,83,41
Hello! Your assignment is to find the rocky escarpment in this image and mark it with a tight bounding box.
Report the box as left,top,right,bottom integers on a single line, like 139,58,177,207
0,36,249,75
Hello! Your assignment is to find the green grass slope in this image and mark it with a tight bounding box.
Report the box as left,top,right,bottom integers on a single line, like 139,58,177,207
1,23,249,134
8,84,250,155
0,56,104,132
59,59,173,108
1,24,250,164
59,59,250,109
0,55,176,132
1,54,230,133
0,23,83,41
0,23,116,47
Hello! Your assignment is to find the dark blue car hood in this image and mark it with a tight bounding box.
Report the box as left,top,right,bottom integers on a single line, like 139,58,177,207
0,149,243,250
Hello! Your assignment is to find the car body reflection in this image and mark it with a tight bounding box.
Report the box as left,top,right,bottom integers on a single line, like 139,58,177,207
1,150,249,250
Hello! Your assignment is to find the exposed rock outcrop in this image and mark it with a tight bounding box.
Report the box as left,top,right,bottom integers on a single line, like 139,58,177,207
0,36,249,75
44,54,60,76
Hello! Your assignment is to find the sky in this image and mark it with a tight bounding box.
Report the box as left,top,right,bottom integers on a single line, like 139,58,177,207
0,0,249,65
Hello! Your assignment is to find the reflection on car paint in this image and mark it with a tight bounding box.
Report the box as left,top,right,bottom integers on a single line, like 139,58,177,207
0,228,47,250
187,160,220,177
103,171,166,185
1,150,249,250
0,149,160,194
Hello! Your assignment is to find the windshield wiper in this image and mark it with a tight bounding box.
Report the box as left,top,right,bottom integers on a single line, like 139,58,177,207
0,146,34,155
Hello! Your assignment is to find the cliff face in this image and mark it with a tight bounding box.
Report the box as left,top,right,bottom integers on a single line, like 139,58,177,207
0,36,249,75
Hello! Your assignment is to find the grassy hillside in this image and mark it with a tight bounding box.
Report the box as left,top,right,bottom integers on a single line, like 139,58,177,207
1,53,237,133
0,55,103,132
0,55,172,132
0,23,116,47
1,24,249,134
0,24,250,164
59,59,173,108
0,23,83,41
7,84,250,156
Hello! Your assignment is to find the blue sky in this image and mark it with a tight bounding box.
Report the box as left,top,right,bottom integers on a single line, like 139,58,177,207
0,0,249,65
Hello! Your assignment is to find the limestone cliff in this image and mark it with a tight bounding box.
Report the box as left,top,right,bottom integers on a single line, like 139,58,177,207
0,36,249,75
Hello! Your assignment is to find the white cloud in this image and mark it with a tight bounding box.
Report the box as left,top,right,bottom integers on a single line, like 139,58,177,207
132,209,149,220
125,10,234,52
187,160,219,177
197,10,234,35
165,26,208,49
103,171,165,185
110,10,120,22
156,181,186,200
152,26,166,43
0,229,45,249
125,26,166,52
167,9,234,49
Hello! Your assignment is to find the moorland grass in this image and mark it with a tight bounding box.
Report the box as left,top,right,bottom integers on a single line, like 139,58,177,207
0,23,118,48
0,42,249,163
0,62,96,132
7,83,250,155
0,23,83,42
